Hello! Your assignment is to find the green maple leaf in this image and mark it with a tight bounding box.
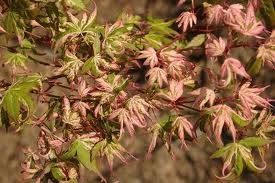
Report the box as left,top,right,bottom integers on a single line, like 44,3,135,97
0,74,42,123
54,7,97,53
81,54,107,77
3,11,25,42
4,51,28,69
211,137,273,178
56,52,83,81
148,17,177,36
61,139,105,181
144,17,177,48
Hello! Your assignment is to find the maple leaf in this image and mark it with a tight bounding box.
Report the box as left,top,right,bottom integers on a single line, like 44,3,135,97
109,108,144,137
21,148,41,180
208,105,237,145
73,101,90,119
257,45,275,69
81,55,107,77
138,47,159,68
91,92,113,117
167,61,185,79
62,97,81,128
226,4,265,38
90,75,128,118
3,11,25,42
146,67,168,87
176,11,197,32
62,137,105,181
93,140,136,172
54,7,97,52
157,80,184,102
77,78,92,98
224,4,245,25
256,110,275,140
220,58,251,87
126,95,151,125
205,4,224,25
257,31,275,69
205,36,227,57
160,49,186,62
185,34,206,49
147,17,177,37
102,20,132,58
4,51,28,69
172,116,195,148
211,137,270,178
147,123,161,156
238,82,270,118
189,87,216,109
95,78,114,93
0,74,42,123
56,52,84,81
94,74,127,93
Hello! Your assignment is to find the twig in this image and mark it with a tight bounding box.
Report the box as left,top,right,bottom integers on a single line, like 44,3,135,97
29,56,60,67
178,104,201,112
24,31,41,39
38,124,66,143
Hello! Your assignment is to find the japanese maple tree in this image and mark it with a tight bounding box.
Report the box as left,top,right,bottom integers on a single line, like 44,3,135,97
0,0,275,182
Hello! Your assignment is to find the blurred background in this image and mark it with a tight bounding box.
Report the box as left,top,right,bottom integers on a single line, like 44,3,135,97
0,0,274,182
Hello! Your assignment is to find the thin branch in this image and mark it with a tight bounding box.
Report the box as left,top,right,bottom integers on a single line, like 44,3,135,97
46,81,73,90
43,74,66,81
40,126,65,143
178,104,201,112
24,31,41,39
29,56,60,67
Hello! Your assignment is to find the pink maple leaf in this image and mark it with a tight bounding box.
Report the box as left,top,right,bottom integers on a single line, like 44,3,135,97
257,46,275,69
220,58,251,86
138,47,159,68
172,116,195,148
160,49,186,63
109,108,145,137
257,31,275,69
205,35,227,57
226,4,265,38
73,101,90,119
95,78,114,92
189,87,216,109
176,11,197,32
146,67,168,87
208,104,237,145
157,80,184,102
126,95,152,126
238,82,270,118
224,4,245,25
167,61,186,80
205,4,224,25
77,78,92,97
